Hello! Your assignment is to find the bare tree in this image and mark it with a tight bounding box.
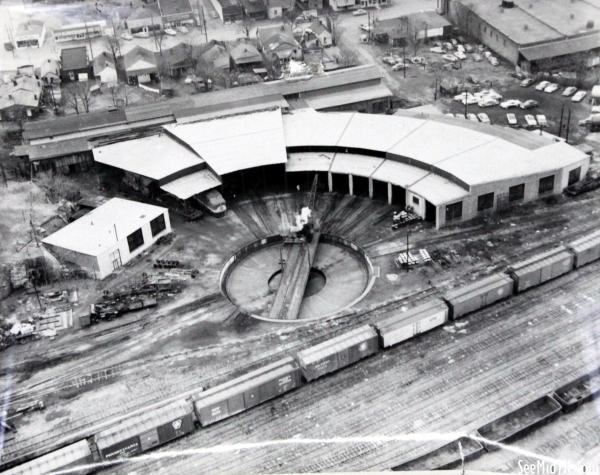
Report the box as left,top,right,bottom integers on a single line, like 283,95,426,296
63,82,95,113
105,19,122,68
62,83,81,114
240,16,255,39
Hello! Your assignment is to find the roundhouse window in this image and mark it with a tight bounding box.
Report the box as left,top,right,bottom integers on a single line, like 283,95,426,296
509,183,525,202
445,201,463,222
477,192,494,211
538,174,555,195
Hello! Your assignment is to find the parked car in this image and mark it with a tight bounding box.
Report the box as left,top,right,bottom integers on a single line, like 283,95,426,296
454,50,467,60
391,62,409,71
506,113,518,126
445,113,455,118
472,53,482,62
429,46,444,54
477,112,491,124
164,28,177,36
524,114,538,128
572,90,587,102
410,56,426,65
464,43,474,53
121,32,133,41
177,25,189,34
353,8,367,15
535,80,550,91
500,99,522,109
536,114,548,127
133,30,150,38
359,23,372,32
382,55,396,65
488,56,499,66
520,77,534,87
544,83,559,93
443,53,458,62
520,99,539,109
478,96,499,107
562,86,577,97
467,113,479,122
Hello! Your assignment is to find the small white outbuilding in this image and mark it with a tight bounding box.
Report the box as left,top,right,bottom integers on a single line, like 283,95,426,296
42,198,171,279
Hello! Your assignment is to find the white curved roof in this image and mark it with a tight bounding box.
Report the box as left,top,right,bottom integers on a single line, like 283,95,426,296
283,109,588,188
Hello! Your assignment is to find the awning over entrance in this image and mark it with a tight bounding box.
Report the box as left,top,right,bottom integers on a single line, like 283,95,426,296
160,168,222,200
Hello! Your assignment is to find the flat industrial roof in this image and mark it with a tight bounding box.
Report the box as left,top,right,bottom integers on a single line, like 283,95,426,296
160,169,222,199
301,82,393,111
520,32,600,61
42,198,167,256
330,153,384,178
93,133,203,181
164,109,288,176
286,152,335,173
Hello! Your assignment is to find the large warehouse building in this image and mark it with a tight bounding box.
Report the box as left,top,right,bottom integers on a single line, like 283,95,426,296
91,108,589,229
446,0,600,72
42,198,171,279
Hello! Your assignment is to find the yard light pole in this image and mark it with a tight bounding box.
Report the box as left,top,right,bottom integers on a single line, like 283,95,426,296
565,108,572,143
558,104,565,137
464,89,468,118
405,230,410,272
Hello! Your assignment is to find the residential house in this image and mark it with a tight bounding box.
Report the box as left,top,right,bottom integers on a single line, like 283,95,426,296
297,0,322,11
158,0,196,27
267,0,285,19
93,52,118,84
14,20,46,49
39,59,61,85
208,0,244,22
0,75,43,120
258,24,303,63
229,40,263,71
53,20,106,43
161,43,195,77
60,47,92,82
198,41,231,73
16,65,36,78
241,0,267,19
299,20,333,50
125,5,162,34
124,46,159,84
373,18,408,46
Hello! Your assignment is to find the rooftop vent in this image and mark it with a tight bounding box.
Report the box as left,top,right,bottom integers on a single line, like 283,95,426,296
501,0,515,7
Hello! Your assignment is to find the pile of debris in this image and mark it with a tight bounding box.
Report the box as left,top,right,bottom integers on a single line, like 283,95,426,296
392,208,421,229
395,249,432,268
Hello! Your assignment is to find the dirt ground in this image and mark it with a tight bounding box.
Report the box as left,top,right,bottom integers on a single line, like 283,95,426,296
3,171,600,469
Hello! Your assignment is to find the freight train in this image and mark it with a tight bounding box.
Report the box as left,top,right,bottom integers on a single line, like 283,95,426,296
6,228,600,475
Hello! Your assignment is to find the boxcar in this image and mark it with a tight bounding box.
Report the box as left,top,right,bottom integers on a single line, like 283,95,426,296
507,246,574,293
443,273,513,319
374,299,448,348
5,440,93,475
296,325,379,382
193,357,301,427
95,399,195,461
553,368,600,412
568,229,600,268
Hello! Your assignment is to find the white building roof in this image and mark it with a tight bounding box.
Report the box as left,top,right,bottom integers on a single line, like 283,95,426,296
330,153,384,177
164,109,287,176
42,198,167,256
407,173,470,206
302,82,393,111
160,169,222,199
93,134,203,181
371,159,429,188
286,152,334,172
283,109,354,147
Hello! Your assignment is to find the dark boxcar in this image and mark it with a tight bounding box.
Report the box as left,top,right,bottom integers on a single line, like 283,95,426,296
392,437,484,471
374,299,448,348
443,273,513,319
96,399,194,461
508,246,574,293
193,357,301,427
6,440,93,475
296,325,379,382
568,229,600,268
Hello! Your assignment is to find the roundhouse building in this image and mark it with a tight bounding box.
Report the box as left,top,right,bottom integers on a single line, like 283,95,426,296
91,108,589,229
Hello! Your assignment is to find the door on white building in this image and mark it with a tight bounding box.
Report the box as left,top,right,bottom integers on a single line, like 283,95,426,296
110,249,122,271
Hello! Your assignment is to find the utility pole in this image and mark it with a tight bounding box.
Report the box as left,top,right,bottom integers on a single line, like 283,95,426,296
402,45,406,78
464,89,468,118
558,103,565,137
565,108,572,143
201,5,208,43
405,230,410,272
84,21,94,61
